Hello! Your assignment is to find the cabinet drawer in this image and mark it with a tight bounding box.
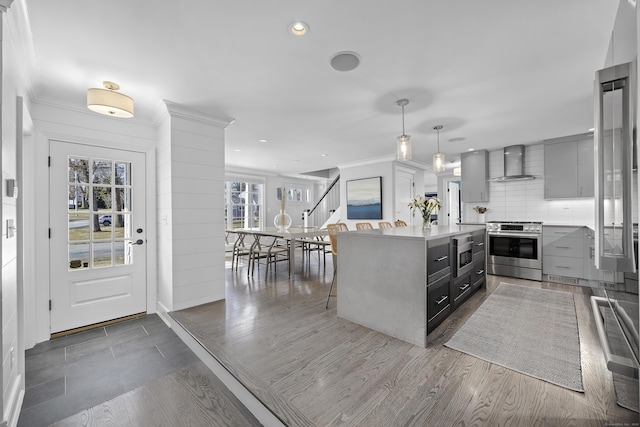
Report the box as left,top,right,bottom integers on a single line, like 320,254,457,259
427,274,451,332
543,226,584,242
544,237,584,258
471,258,486,288
427,242,450,277
451,273,473,307
472,232,485,255
543,255,583,278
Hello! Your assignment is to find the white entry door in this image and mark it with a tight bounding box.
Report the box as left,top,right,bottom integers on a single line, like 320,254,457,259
49,140,147,333
395,170,414,225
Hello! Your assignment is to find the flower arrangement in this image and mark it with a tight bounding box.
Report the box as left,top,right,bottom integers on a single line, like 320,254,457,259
473,206,488,214
408,196,442,228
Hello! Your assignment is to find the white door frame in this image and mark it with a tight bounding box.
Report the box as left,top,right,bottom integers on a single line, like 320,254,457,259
28,129,156,345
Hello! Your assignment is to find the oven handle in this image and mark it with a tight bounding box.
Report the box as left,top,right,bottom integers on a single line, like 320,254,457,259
590,296,639,379
487,233,540,239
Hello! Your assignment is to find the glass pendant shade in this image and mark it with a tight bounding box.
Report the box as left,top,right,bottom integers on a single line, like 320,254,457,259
396,134,412,161
433,152,445,173
432,124,445,173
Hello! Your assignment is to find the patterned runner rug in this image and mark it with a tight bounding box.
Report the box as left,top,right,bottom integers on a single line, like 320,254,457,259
445,282,583,392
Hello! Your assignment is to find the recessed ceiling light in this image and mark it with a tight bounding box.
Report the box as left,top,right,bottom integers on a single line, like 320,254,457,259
448,137,466,143
289,22,309,36
293,160,300,163
321,154,327,157
330,51,361,72
259,139,268,143
588,128,595,132
467,148,475,151
234,149,242,152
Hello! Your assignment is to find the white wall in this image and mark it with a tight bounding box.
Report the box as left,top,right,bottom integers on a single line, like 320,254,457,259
265,176,317,228
339,159,395,229
2,9,20,426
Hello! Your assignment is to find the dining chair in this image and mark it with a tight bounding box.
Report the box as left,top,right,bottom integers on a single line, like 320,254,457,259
248,234,290,280
326,222,349,308
378,221,393,229
394,220,408,227
231,231,252,271
355,222,373,230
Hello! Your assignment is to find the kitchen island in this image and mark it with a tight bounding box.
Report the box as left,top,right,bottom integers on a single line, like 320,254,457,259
337,224,486,347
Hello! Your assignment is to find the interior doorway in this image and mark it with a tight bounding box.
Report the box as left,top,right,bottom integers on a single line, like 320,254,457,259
447,180,461,225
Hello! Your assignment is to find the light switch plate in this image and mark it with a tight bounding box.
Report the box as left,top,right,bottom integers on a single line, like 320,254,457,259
6,219,14,238
5,179,17,198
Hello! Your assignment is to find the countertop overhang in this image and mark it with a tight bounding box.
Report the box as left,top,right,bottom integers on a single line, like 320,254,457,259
346,224,486,240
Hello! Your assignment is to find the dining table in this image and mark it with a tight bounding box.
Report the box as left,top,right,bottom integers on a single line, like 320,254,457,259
228,226,329,277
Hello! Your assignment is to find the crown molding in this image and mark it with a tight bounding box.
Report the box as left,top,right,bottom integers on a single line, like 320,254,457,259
163,100,235,129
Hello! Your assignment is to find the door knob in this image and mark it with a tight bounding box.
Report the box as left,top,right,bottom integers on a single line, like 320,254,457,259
129,239,144,245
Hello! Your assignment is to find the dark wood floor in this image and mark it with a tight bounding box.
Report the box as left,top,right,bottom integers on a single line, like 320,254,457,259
171,254,640,426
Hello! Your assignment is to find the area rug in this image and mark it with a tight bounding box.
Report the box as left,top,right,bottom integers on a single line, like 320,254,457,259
445,282,584,392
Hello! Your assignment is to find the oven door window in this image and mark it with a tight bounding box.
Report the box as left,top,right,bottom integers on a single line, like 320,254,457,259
489,235,538,259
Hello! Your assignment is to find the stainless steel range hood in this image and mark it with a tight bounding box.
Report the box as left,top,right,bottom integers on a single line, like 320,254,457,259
492,145,536,182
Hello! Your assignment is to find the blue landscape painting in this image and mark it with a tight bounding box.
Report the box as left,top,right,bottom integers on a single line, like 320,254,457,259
346,177,382,219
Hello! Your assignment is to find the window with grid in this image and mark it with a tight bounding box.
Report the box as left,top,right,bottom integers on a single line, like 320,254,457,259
224,180,262,229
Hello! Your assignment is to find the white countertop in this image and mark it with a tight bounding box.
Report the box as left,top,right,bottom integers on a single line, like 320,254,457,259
345,224,486,241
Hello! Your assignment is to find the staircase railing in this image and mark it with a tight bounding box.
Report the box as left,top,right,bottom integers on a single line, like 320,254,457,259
307,174,340,227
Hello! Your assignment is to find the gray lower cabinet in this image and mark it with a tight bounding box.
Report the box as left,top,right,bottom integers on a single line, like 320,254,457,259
427,273,451,334
544,134,594,199
542,225,623,287
461,150,489,202
543,226,585,284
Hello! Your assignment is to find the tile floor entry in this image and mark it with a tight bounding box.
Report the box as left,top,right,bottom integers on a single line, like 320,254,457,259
18,314,257,426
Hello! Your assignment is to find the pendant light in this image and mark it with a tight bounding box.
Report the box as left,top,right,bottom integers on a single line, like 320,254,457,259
396,99,412,161
87,81,134,118
432,125,445,173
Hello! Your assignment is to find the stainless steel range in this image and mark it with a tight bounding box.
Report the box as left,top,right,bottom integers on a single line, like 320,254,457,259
486,221,543,281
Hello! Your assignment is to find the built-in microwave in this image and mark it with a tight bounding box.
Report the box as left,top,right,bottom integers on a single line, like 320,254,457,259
453,234,474,278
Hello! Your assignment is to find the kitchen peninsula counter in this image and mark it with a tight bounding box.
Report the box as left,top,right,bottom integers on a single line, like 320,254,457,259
337,224,486,347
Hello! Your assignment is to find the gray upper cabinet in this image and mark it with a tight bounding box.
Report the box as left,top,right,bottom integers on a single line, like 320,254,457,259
461,150,489,202
576,138,594,197
544,134,594,199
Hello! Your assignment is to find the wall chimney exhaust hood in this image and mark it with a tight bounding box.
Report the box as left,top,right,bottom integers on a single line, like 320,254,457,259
492,145,536,182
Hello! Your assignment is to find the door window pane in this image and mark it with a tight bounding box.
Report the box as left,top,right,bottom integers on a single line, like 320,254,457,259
67,155,135,270
93,186,112,211
69,243,89,270
93,242,113,268
115,162,131,185
92,160,112,184
69,157,89,183
69,213,90,241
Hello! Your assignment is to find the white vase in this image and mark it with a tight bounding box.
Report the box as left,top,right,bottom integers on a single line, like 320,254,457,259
478,213,485,223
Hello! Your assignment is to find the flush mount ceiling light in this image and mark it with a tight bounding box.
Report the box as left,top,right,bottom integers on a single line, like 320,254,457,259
433,125,445,173
87,81,134,118
396,99,412,161
289,22,309,36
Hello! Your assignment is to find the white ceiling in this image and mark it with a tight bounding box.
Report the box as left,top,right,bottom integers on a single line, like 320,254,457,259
24,1,618,178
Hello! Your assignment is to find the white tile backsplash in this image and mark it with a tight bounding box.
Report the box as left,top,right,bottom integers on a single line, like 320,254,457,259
464,144,597,227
